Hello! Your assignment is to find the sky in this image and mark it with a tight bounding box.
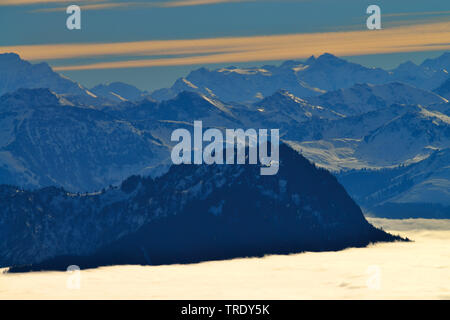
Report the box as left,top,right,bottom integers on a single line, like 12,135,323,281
0,0,450,91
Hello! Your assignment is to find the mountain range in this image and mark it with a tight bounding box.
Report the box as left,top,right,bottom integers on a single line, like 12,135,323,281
149,53,450,103
1,52,449,211
0,50,449,269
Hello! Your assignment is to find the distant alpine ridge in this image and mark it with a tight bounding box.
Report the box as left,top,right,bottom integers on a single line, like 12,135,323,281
3,145,401,271
150,52,450,103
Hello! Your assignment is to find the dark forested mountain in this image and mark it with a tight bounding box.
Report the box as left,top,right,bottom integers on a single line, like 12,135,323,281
4,144,401,271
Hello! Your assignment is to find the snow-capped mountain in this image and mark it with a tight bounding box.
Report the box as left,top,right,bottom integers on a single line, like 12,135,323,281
287,104,450,170
149,53,394,103
143,91,239,126
149,52,450,105
307,82,447,116
150,65,323,103
252,90,343,122
90,82,147,102
2,144,400,270
391,60,448,91
0,53,94,98
0,88,169,191
292,53,391,92
287,104,414,145
355,107,450,165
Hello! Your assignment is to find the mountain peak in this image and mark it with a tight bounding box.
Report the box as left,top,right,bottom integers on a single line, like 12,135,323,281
90,81,145,102
315,53,342,63
396,60,418,70
421,52,450,70
305,55,316,64
0,52,28,68
0,52,89,97
0,52,21,61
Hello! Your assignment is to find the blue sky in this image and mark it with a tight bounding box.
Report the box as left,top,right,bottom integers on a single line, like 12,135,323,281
0,0,449,91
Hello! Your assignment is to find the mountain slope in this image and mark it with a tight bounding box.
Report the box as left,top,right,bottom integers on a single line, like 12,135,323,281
0,53,91,97
391,60,448,90
434,78,450,100
355,107,450,165
421,52,450,71
337,148,450,218
151,65,323,103
253,90,343,121
90,82,147,102
0,88,168,191
4,144,401,271
293,53,391,91
307,82,447,116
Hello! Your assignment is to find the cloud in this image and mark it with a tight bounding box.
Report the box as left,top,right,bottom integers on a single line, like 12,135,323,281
1,219,449,299
384,10,450,18
0,0,95,5
161,0,260,8
1,21,449,71
26,0,267,12
32,2,133,12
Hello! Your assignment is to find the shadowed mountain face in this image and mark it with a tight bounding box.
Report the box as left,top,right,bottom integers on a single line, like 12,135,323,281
3,145,401,272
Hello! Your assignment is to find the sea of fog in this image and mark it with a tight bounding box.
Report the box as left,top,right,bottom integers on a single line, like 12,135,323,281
1,218,449,300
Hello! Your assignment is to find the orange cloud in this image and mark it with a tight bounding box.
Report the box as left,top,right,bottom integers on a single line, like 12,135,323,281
1,21,449,71
0,0,96,5
162,0,260,7
30,0,262,12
